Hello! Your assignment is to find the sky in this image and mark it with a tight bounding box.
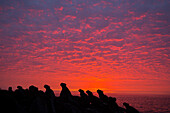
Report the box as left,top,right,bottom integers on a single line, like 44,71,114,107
0,0,170,95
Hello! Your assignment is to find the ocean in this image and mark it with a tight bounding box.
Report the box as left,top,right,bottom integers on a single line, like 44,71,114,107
56,92,170,113
108,94,170,113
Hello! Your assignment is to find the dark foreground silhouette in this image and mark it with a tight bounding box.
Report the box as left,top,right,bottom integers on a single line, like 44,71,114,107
0,83,139,113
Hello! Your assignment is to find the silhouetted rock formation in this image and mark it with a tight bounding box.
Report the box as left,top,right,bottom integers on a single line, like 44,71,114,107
60,83,73,103
97,89,109,104
78,89,90,107
123,102,139,113
0,83,140,113
108,97,125,113
44,84,56,113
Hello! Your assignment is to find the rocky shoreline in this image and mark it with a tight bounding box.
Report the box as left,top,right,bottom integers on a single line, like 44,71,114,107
0,83,139,113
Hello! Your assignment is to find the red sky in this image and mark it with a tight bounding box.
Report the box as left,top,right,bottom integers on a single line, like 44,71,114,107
0,0,170,95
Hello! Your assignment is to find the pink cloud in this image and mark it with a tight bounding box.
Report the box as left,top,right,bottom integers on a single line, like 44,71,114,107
0,0,169,94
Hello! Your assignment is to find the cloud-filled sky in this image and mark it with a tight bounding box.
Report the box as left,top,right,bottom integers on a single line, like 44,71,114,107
0,0,170,94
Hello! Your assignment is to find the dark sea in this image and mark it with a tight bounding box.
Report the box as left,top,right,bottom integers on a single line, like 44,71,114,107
55,92,170,113
108,94,170,113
